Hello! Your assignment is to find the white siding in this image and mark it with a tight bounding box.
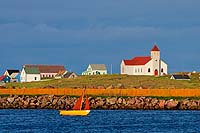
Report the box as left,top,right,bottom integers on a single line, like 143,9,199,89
121,59,168,76
20,68,26,82
26,74,41,82
161,60,168,75
20,68,41,82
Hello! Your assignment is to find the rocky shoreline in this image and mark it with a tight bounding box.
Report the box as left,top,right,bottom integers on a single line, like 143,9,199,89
0,95,200,110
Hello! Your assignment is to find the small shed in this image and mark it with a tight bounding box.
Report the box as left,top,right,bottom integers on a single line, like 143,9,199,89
170,75,190,80
63,72,77,79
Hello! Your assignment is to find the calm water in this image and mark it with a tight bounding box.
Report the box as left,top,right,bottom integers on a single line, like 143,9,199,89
0,110,200,133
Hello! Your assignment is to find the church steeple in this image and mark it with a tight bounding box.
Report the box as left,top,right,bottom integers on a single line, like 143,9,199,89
150,44,161,76
151,45,160,51
151,44,160,59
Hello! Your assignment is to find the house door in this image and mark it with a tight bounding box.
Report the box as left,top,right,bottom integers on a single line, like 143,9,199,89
154,69,158,76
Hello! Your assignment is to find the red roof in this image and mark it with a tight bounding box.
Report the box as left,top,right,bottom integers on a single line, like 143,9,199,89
0,75,6,81
123,56,151,65
151,45,160,51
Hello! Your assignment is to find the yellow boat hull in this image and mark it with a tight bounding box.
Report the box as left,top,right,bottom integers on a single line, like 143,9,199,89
59,110,90,116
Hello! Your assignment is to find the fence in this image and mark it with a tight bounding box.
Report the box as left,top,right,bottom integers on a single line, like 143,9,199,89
1,88,200,97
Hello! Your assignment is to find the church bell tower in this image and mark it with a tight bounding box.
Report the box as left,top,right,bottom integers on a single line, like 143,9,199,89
151,44,161,76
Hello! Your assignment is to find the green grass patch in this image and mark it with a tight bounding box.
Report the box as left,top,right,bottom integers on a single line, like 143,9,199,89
5,74,200,89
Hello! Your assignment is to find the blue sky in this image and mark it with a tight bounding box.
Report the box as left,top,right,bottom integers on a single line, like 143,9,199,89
0,0,200,74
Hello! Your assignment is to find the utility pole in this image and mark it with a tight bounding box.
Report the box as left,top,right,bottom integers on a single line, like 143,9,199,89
111,64,113,75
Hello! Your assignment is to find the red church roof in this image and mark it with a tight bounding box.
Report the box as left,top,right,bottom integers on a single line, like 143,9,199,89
151,45,160,51
123,56,151,65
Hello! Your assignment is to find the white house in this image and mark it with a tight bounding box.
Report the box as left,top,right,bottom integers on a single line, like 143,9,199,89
20,67,41,82
20,64,66,82
23,64,66,78
120,45,168,76
82,64,107,75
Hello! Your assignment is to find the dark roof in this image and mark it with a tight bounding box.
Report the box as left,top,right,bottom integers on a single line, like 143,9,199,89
63,72,74,78
24,65,66,73
24,67,40,74
123,56,151,65
7,70,20,75
171,75,190,80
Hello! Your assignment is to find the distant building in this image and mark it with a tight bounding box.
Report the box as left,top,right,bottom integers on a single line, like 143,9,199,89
4,69,20,82
20,67,41,82
82,64,107,75
120,45,168,76
55,71,67,79
0,75,11,83
21,64,66,79
4,69,20,76
170,75,190,80
63,72,78,79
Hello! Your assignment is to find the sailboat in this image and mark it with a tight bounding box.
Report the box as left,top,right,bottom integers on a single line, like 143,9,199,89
59,94,90,116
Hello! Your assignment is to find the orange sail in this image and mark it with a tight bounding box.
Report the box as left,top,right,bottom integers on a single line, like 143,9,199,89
60,93,90,116
84,96,90,110
72,94,83,110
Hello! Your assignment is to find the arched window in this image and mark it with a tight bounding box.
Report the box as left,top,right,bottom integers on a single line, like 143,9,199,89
161,68,164,73
148,68,151,73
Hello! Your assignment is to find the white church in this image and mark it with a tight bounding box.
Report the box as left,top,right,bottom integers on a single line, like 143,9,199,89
120,45,168,76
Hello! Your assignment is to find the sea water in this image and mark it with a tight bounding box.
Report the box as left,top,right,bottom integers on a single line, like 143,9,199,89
0,110,200,133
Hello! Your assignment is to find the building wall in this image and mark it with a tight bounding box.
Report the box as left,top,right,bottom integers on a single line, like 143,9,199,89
82,65,107,75
3,71,9,76
151,51,161,76
82,70,107,75
121,61,151,75
26,74,41,82
161,60,168,75
121,60,168,76
40,73,57,78
20,68,41,82
20,68,26,82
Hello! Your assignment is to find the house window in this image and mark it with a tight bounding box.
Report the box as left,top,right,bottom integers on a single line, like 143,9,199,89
135,69,137,73
141,68,142,73
161,68,164,73
148,68,151,73
35,77,37,80
138,68,140,73
122,67,124,73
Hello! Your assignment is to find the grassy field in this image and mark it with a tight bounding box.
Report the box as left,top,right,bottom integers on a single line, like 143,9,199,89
5,74,200,89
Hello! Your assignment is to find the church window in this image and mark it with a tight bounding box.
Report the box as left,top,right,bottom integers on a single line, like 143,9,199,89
161,68,164,73
148,68,151,73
